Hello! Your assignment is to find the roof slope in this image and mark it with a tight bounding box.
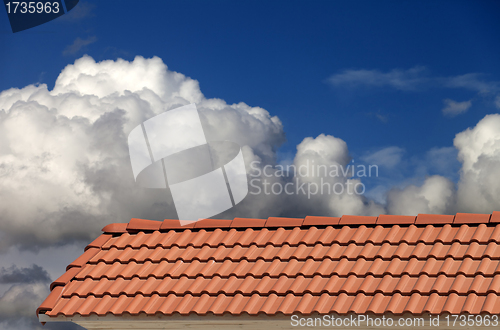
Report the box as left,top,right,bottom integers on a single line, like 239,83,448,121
38,212,500,317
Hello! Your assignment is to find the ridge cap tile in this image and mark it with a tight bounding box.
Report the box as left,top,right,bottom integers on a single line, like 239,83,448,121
339,215,377,225
231,218,267,228
490,211,500,223
160,219,196,230
128,219,162,231
101,223,127,234
303,216,340,226
265,217,304,227
415,214,455,225
454,213,491,224
194,219,232,229
377,215,416,225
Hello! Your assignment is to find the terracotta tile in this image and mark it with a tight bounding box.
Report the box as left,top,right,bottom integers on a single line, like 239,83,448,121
101,223,128,234
200,229,228,248
415,214,454,225
303,216,340,226
482,293,500,314
339,215,377,225
453,224,474,243
50,267,82,290
85,234,112,251
230,218,266,228
38,213,500,319
423,292,445,314
454,213,491,224
435,225,457,244
417,225,439,243
67,247,100,271
267,227,289,246
377,214,416,225
383,225,405,244
265,217,304,227
350,225,372,244
128,218,162,231
471,223,491,244
401,225,420,244
252,228,272,247
365,226,388,244
194,219,232,229
283,227,307,246
160,219,195,230
36,286,64,315
490,211,500,223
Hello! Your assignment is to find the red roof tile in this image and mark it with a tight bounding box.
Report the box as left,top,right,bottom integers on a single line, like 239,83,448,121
303,216,340,226
340,215,377,225
38,212,500,319
454,213,491,224
377,215,415,225
416,214,455,225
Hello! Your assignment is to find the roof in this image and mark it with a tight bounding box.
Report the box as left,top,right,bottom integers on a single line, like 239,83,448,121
38,212,500,319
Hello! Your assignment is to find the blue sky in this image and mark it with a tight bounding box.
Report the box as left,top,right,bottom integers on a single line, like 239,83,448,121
2,1,499,159
1,0,500,207
1,2,500,329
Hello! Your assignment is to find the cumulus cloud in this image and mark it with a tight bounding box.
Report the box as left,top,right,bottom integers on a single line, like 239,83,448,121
386,176,456,216
442,98,472,117
386,114,500,215
294,135,384,216
454,114,500,213
0,280,81,330
0,55,286,251
62,36,97,55
0,265,51,284
2,54,500,256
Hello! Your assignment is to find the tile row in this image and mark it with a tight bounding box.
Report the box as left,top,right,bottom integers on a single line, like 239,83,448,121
89,241,500,264
114,213,500,233
74,257,500,280
98,224,500,250
62,273,500,298
46,292,500,316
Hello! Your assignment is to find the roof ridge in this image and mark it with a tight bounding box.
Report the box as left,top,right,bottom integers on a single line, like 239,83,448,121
101,212,500,234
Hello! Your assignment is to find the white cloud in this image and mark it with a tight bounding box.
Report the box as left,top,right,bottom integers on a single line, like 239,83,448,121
2,54,500,255
386,114,500,215
289,134,385,217
327,67,499,94
62,36,97,56
442,73,499,93
387,175,456,216
361,146,405,169
442,98,472,117
0,283,48,318
327,66,428,91
0,55,286,251
454,114,500,213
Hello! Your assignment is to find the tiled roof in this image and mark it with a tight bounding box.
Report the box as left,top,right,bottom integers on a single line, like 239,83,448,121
38,212,500,318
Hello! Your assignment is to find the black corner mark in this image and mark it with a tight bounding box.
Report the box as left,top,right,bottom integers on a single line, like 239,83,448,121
3,0,79,33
